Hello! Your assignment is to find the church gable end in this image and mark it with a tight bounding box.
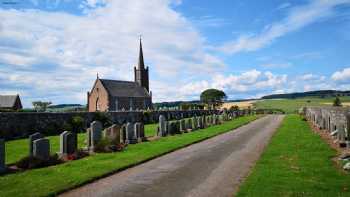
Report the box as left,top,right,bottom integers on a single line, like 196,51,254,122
88,78,110,112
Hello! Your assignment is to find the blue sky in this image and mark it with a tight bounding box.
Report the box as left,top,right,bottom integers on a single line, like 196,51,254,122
0,0,350,107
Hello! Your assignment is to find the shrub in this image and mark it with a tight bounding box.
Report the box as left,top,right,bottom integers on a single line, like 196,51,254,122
71,116,85,133
16,154,62,169
93,112,112,127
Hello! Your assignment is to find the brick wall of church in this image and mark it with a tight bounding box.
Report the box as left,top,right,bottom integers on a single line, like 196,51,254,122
88,80,109,112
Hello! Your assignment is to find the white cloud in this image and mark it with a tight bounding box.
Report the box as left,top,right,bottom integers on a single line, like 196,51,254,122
332,67,350,82
261,62,292,69
178,69,288,99
0,0,225,106
219,0,350,54
277,2,292,10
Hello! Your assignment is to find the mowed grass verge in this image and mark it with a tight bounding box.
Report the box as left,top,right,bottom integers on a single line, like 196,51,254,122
0,115,258,197
237,115,350,196
5,123,158,165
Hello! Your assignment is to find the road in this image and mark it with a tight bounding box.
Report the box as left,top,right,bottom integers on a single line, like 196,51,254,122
61,115,284,197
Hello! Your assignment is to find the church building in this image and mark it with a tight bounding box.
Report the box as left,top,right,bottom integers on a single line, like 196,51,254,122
87,39,152,112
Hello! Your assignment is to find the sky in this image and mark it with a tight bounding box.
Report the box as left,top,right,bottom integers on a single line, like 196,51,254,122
0,0,350,107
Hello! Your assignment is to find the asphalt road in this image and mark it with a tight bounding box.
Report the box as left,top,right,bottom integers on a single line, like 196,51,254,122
61,115,284,197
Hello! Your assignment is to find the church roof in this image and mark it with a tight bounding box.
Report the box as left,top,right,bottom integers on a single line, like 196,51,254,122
100,79,151,98
0,95,20,108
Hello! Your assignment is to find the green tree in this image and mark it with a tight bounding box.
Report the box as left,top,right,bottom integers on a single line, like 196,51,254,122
200,89,227,110
333,97,342,107
32,101,52,112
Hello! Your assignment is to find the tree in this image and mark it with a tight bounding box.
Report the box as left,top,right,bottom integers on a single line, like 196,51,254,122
333,97,342,107
229,105,239,111
200,89,227,110
32,101,52,112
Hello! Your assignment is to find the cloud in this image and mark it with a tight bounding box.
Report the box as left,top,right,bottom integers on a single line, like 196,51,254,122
0,0,225,107
261,62,292,69
332,67,350,83
218,0,350,54
178,69,288,100
276,2,292,10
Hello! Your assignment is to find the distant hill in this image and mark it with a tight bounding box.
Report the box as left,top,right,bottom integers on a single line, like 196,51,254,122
48,104,84,109
261,90,350,99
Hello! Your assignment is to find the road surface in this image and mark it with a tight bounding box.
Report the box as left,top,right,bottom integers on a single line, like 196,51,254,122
61,115,284,197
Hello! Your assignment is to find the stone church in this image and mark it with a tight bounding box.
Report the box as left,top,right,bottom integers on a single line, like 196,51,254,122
87,39,152,112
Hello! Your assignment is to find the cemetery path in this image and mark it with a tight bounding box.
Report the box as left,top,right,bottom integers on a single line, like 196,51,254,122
61,115,284,197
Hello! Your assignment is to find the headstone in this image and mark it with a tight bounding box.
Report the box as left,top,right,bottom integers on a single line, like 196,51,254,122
187,118,193,131
203,116,207,128
91,121,103,150
86,128,92,147
0,139,5,173
60,131,76,155
159,115,167,137
135,122,146,142
192,117,198,130
180,119,186,132
33,138,50,160
103,124,121,144
121,124,128,144
198,116,203,129
175,121,181,134
29,132,43,156
167,122,173,135
127,122,137,144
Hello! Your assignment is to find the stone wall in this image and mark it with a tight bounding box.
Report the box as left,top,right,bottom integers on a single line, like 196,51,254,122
0,110,217,140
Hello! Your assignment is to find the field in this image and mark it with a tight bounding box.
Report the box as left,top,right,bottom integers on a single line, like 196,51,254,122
254,96,350,113
5,123,158,165
221,100,255,109
237,115,350,196
0,115,259,197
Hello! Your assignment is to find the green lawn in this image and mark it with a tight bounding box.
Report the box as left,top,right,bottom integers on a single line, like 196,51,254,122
237,115,350,196
254,96,350,113
5,123,158,165
0,115,258,197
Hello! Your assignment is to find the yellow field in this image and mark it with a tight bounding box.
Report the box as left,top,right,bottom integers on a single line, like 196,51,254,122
221,100,256,109
322,102,350,106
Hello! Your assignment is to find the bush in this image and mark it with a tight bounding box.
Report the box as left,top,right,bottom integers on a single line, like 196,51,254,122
93,112,112,127
71,116,85,133
16,154,62,169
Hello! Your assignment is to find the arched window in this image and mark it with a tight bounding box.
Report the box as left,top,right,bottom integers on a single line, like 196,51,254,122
96,98,100,111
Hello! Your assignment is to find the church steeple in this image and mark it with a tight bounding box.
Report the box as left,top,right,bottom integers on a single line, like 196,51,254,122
138,37,145,69
134,37,149,92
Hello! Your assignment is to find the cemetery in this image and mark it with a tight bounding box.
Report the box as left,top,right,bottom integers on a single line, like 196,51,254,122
0,109,262,196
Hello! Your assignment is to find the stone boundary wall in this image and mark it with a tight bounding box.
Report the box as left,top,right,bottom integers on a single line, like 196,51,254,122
0,110,218,140
303,106,349,133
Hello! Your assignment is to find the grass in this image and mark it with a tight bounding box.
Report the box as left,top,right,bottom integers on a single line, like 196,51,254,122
237,115,350,196
0,115,258,197
5,123,158,165
254,96,350,113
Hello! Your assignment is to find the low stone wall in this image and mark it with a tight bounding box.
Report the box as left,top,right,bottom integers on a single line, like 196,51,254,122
0,110,217,140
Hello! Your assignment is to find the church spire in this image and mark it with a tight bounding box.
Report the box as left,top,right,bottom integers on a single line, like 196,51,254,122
138,36,145,69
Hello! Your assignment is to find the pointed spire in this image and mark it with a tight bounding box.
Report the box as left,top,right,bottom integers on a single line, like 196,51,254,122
97,72,99,79
138,35,145,69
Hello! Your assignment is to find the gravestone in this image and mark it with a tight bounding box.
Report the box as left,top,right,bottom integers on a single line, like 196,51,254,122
169,122,177,135
198,116,203,129
91,121,103,150
0,139,5,173
159,115,167,137
29,132,44,156
86,128,92,147
127,122,137,144
121,124,128,144
192,117,198,131
187,118,193,131
135,122,146,142
103,124,121,144
203,116,207,128
60,131,76,155
175,121,181,134
180,119,186,132
33,138,50,160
